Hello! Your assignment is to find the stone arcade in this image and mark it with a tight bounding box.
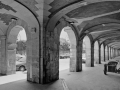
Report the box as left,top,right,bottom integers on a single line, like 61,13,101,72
0,0,120,85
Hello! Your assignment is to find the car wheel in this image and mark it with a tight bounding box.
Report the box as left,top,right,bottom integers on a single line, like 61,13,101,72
19,66,25,71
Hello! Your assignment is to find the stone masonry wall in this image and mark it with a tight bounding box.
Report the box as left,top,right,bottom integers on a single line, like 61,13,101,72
43,29,59,83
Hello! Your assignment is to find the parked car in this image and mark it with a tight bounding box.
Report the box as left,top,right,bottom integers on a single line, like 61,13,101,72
82,58,86,63
59,53,70,59
82,53,86,63
104,60,120,75
16,56,26,71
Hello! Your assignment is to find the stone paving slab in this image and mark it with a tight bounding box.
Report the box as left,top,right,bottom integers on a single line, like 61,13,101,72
60,62,120,90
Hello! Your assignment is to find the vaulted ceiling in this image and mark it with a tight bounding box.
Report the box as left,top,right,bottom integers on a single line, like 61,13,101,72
0,0,120,49
48,0,120,49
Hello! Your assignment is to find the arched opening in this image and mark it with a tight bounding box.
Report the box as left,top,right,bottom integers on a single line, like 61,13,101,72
59,27,70,71
101,44,104,62
7,25,27,79
59,26,77,75
82,36,91,67
94,41,99,64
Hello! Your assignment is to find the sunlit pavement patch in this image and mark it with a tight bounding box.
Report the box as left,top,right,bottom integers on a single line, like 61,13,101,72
0,71,27,85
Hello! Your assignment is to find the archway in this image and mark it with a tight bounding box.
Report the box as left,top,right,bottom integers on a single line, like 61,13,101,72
59,27,70,71
7,25,27,75
59,26,77,72
94,41,99,64
5,19,39,83
83,36,91,67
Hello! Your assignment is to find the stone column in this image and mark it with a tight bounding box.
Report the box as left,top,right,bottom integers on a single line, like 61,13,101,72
111,48,113,58
27,27,40,83
110,47,111,59
115,49,117,57
116,50,118,56
116,49,117,57
70,46,76,71
99,45,101,64
76,40,82,71
104,45,106,62
113,48,115,58
7,43,17,75
112,48,114,58
0,36,7,75
107,46,109,60
65,29,77,72
91,42,94,67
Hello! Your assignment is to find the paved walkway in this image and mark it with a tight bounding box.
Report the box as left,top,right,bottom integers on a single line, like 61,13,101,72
0,57,120,90
60,57,120,90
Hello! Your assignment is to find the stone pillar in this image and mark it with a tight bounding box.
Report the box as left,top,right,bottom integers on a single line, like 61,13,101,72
91,43,94,67
116,49,118,56
107,46,109,60
111,48,112,59
115,49,117,57
0,36,7,75
0,36,16,75
112,48,114,58
26,27,40,83
76,40,82,71
113,48,115,58
111,48,113,58
43,29,60,83
94,42,99,64
109,47,111,59
65,29,76,72
104,45,106,62
7,48,16,74
115,49,116,57
99,45,101,64
70,46,76,71
116,49,117,57
110,47,111,59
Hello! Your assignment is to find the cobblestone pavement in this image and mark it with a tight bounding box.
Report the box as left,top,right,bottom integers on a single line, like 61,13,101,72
60,57,120,90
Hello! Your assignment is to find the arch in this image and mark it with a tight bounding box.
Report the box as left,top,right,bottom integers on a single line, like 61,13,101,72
5,19,39,82
56,23,78,72
46,0,120,32
44,19,79,83
59,26,77,72
6,19,30,40
94,41,99,64
46,1,88,32
83,35,91,67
